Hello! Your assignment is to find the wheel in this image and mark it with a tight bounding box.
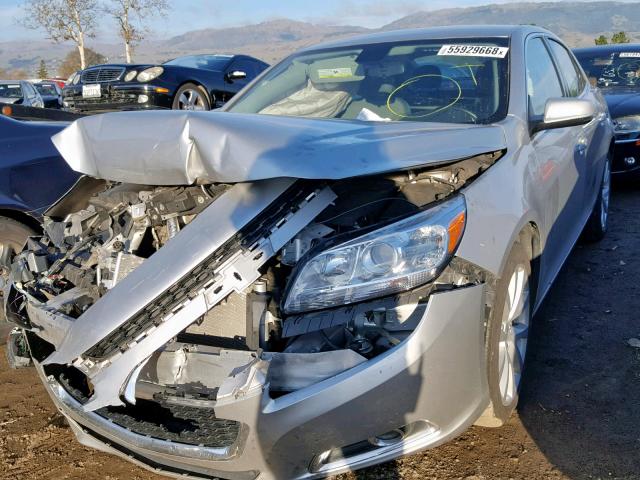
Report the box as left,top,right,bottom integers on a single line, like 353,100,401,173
476,240,531,427
0,217,35,325
582,157,611,242
172,83,211,111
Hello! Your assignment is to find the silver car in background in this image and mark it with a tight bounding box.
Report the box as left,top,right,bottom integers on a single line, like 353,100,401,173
0,80,44,108
4,25,612,479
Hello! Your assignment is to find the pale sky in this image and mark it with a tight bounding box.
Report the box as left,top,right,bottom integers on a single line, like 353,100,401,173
0,0,636,43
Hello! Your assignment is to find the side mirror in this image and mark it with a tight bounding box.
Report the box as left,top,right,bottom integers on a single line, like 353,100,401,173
532,98,595,134
226,70,247,81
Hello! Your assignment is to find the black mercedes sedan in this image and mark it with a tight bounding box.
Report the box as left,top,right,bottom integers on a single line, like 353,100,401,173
62,54,269,113
575,44,640,176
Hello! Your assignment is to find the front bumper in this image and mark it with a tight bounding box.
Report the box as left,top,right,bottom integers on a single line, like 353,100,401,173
63,83,173,112
31,284,488,480
613,132,640,175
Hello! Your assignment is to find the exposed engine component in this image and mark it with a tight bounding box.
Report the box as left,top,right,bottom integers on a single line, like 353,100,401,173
8,151,499,409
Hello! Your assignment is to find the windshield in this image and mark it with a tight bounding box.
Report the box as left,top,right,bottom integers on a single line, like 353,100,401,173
0,83,23,98
575,49,640,88
35,84,58,95
164,55,233,71
227,38,510,124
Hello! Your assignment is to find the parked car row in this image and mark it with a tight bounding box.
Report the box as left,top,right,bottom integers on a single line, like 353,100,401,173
62,53,269,113
0,25,635,480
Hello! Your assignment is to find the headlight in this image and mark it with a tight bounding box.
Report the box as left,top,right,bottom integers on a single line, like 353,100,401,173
124,70,138,82
136,66,163,82
72,73,80,85
283,195,466,314
614,115,640,132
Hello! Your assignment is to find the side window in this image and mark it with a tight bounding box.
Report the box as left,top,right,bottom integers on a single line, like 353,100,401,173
525,37,564,117
547,39,586,96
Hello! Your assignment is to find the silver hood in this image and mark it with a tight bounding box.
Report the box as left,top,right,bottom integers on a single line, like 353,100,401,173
52,111,506,184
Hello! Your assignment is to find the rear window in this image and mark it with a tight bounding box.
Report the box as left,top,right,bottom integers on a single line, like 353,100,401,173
0,84,23,98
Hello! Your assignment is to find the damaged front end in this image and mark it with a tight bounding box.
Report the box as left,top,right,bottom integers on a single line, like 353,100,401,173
5,116,502,478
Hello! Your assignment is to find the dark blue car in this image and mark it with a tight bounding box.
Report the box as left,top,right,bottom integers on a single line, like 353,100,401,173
575,44,640,176
0,114,78,319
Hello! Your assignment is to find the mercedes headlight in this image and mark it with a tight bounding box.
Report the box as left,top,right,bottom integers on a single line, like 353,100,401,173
136,66,163,82
124,70,138,82
614,115,640,133
283,195,466,314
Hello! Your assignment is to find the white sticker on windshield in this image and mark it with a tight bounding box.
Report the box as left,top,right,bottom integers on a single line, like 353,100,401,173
437,45,509,58
619,52,640,58
317,67,353,79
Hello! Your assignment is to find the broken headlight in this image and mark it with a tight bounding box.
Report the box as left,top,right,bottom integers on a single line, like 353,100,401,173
283,195,466,314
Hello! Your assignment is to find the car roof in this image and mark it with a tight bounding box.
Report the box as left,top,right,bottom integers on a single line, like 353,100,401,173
574,43,640,54
299,24,554,52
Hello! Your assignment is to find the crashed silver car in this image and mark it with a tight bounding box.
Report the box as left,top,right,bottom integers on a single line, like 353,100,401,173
3,26,612,479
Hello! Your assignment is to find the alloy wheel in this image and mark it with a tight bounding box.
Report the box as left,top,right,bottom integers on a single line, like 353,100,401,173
497,265,530,406
177,89,207,111
600,160,611,231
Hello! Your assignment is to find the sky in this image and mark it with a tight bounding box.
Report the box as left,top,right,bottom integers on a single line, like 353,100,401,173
0,0,637,43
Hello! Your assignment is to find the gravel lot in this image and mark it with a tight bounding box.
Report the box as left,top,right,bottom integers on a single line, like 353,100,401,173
1,185,639,480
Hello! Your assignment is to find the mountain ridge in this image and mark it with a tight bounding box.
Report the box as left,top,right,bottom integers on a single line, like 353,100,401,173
3,1,640,75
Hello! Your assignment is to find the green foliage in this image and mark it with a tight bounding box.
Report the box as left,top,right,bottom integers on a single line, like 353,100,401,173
36,59,48,78
594,35,608,45
58,48,107,77
611,31,631,44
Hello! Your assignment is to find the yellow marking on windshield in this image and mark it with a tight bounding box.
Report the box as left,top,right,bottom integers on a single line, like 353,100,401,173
386,74,462,119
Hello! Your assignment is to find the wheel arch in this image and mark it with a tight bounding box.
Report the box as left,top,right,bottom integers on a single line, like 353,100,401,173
0,208,42,234
172,81,215,108
518,221,541,311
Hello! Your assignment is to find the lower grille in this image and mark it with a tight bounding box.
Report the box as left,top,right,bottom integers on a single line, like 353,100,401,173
97,400,241,448
57,368,240,448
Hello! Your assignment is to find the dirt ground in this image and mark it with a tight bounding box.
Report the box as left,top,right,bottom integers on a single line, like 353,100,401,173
1,185,639,480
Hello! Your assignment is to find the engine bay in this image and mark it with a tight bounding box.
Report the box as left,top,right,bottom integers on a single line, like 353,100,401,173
6,151,500,414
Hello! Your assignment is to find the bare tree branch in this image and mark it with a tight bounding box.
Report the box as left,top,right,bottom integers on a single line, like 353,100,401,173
20,0,97,69
103,0,169,63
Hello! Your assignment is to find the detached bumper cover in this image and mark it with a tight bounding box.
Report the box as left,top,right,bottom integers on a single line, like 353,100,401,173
35,284,488,480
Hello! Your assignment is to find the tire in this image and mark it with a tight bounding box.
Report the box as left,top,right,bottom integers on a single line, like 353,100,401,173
0,216,35,327
171,83,211,111
476,240,532,427
582,157,611,243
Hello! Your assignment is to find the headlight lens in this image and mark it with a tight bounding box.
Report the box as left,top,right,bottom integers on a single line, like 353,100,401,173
136,66,163,82
124,70,138,82
614,115,640,132
283,195,466,314
72,73,80,85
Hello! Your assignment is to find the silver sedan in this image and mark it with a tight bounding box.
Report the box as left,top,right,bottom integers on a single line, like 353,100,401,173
5,25,612,479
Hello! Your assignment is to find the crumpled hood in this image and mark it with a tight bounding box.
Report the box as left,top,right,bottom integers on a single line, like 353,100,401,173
52,110,506,184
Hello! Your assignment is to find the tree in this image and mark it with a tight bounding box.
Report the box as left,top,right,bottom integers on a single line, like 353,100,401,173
36,59,48,79
594,35,609,45
21,0,97,70
104,0,169,63
611,31,631,44
58,48,107,78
